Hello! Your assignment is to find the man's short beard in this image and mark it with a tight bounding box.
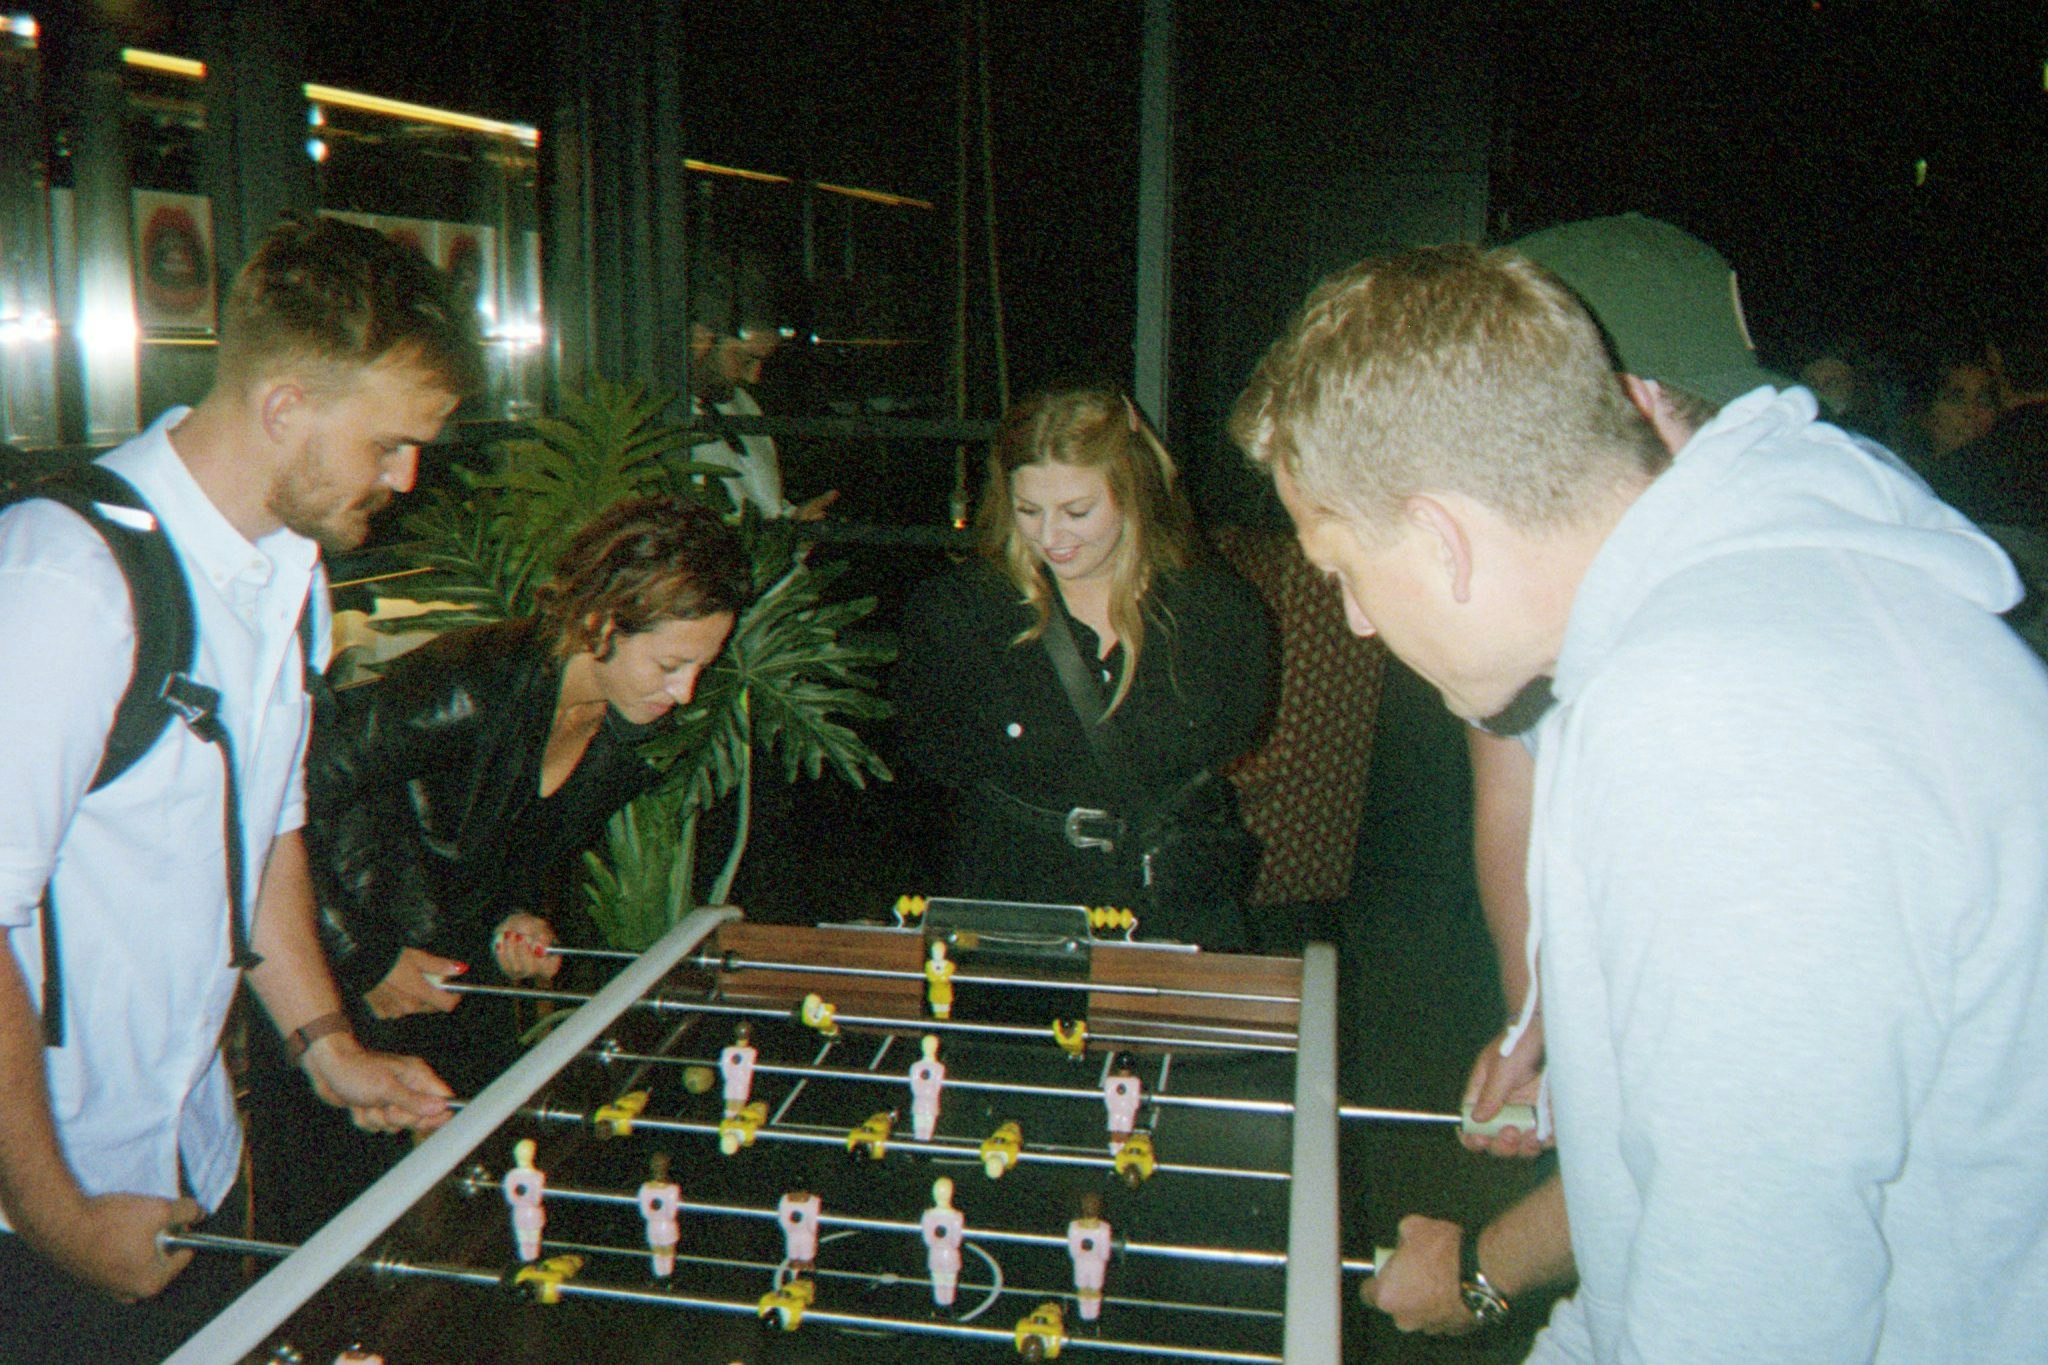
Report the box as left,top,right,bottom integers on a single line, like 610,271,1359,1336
269,458,383,553
275,496,376,553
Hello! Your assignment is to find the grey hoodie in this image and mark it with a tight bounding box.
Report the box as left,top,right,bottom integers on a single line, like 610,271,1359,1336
1525,387,2048,1362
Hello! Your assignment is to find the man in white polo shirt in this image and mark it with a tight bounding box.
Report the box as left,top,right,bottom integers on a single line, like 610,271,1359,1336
0,216,475,1361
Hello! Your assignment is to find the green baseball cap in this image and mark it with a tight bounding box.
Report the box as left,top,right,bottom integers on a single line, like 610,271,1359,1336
1510,212,1784,408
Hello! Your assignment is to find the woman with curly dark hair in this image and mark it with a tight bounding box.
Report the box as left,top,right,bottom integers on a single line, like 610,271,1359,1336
305,493,750,1086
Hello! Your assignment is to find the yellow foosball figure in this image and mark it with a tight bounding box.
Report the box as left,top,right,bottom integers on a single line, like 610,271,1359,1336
925,939,957,1019
846,1110,894,1161
1014,1301,1067,1359
980,1120,1024,1178
510,1254,583,1305
719,1100,768,1156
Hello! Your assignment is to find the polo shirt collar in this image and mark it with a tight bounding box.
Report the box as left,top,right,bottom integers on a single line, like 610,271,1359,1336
103,406,321,598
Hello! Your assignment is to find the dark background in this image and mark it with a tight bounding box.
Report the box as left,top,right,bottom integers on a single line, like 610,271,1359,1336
71,0,2048,442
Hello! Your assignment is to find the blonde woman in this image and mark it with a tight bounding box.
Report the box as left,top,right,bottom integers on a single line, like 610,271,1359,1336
895,388,1272,946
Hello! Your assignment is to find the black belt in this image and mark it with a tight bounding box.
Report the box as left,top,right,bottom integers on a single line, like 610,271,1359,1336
979,784,1126,854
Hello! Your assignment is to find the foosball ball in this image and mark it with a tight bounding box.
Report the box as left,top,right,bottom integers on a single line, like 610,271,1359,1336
169,900,1521,1364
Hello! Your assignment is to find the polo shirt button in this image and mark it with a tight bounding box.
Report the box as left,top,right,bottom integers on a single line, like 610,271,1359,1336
1005,723,1023,738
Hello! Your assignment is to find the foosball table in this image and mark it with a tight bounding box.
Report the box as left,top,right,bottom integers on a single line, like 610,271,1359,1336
168,900,1506,1364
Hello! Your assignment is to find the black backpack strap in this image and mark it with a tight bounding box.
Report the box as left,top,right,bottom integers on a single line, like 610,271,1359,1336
1,465,269,1044
160,674,263,974
297,583,332,709
0,464,196,790
36,886,62,1047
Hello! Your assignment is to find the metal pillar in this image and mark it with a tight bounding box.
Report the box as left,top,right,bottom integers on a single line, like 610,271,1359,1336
67,26,137,444
196,0,317,288
1283,942,1341,1362
1131,0,1173,436
0,22,56,445
545,0,690,398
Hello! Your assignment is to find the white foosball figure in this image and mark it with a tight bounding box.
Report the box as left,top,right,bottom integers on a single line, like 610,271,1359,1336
908,1033,946,1141
778,1191,823,1274
720,1025,758,1117
637,1150,682,1278
503,1138,547,1263
1067,1198,1113,1322
333,1349,384,1365
1103,1070,1142,1153
921,1177,967,1307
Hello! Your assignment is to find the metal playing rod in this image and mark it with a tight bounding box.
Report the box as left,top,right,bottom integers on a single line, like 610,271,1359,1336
694,951,1304,1006
163,906,742,1365
442,979,1299,1051
169,1229,1288,1324
542,1236,1291,1321
516,1100,1292,1181
167,1233,1283,1362
463,1173,1295,1266
587,1043,1470,1127
1283,942,1342,1365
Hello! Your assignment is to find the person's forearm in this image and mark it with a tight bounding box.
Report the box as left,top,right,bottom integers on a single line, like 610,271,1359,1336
1468,729,1536,1013
244,831,349,1038
0,945,88,1247
1475,1174,1574,1300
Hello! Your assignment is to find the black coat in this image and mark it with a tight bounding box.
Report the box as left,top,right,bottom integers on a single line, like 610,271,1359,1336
894,562,1273,941
307,616,666,1000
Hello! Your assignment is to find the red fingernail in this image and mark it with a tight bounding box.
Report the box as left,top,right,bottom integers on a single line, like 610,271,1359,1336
450,962,469,975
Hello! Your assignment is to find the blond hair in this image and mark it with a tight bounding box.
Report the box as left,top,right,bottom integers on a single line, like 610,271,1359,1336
975,388,1194,714
1230,243,1663,536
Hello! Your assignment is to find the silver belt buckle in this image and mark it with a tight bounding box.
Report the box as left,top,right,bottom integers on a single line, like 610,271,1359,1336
1063,807,1118,854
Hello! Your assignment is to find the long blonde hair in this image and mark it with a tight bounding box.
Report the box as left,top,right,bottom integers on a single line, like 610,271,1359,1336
975,387,1195,714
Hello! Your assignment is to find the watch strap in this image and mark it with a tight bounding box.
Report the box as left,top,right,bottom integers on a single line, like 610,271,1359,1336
284,1010,353,1065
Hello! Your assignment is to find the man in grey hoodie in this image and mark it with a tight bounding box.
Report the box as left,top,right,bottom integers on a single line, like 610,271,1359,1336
1233,242,2048,1362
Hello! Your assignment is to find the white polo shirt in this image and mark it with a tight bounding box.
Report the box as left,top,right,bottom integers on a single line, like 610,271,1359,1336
0,407,325,1222
689,388,793,517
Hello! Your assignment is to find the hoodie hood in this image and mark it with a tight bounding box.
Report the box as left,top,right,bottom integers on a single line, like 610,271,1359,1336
1554,386,2021,704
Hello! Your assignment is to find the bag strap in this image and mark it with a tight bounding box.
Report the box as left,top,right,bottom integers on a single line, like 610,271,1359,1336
7,467,302,1045
1,465,196,791
1040,601,1115,768
1042,600,1214,825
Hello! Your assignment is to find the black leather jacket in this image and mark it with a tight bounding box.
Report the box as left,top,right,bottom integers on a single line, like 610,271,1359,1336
307,616,666,997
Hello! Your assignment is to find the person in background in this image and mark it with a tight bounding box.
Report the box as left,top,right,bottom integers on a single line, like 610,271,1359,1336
894,387,1272,948
0,215,470,1363
1909,348,2000,465
1797,335,1903,449
1920,299,2048,540
686,272,838,522
1235,239,2048,1360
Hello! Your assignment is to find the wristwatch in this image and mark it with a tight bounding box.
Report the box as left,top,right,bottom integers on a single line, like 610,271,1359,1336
1459,1227,1512,1327
284,1010,353,1065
